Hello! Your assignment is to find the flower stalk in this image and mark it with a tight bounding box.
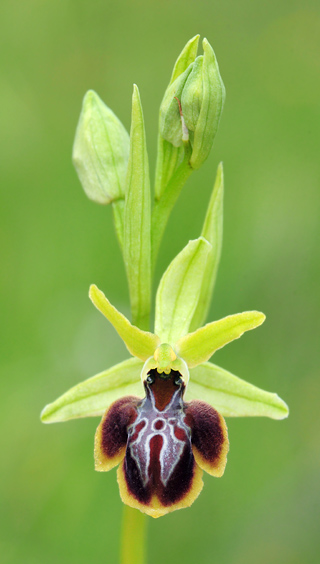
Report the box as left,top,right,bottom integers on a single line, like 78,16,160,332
121,506,147,564
152,141,193,266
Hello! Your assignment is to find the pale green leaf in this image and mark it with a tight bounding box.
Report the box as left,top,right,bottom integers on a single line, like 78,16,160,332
190,163,224,331
41,358,144,423
124,85,151,330
186,362,289,419
176,311,266,368
155,237,211,344
89,284,160,360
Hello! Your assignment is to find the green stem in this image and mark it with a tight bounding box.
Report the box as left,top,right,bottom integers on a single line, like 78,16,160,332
154,135,184,201
120,506,147,564
112,199,125,251
151,144,193,268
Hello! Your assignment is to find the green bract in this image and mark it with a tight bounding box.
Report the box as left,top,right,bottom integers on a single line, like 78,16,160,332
190,162,224,330
124,85,151,330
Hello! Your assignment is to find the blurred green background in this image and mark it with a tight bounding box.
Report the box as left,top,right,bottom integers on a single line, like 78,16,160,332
1,0,320,562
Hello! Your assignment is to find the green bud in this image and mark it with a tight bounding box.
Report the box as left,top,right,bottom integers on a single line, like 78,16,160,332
159,64,193,147
72,90,129,205
159,38,225,169
183,39,225,169
154,36,199,200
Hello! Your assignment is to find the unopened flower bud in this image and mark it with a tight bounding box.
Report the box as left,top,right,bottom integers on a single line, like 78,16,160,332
182,39,225,169
159,38,225,170
72,90,129,205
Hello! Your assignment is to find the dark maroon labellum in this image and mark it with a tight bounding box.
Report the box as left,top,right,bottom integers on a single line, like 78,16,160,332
124,369,196,506
95,368,229,517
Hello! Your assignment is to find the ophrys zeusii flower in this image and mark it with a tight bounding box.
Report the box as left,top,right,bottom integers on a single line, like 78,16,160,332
41,35,288,524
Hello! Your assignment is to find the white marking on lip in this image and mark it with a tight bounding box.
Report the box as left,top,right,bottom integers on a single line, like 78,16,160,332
127,383,192,487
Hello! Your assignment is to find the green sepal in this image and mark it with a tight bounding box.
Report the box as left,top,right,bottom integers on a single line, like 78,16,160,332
186,362,289,419
155,237,211,344
190,163,224,331
169,34,200,85
72,90,129,204
89,285,160,360
41,358,144,423
159,65,194,148
181,55,204,131
176,311,266,368
124,85,151,330
188,39,225,170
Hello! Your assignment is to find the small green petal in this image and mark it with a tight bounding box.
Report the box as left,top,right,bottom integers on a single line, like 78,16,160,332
186,362,289,419
124,85,151,331
155,237,211,344
176,311,266,368
89,284,160,360
41,358,144,423
190,163,224,331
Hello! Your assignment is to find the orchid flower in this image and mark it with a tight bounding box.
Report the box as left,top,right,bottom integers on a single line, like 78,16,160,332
42,255,288,518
